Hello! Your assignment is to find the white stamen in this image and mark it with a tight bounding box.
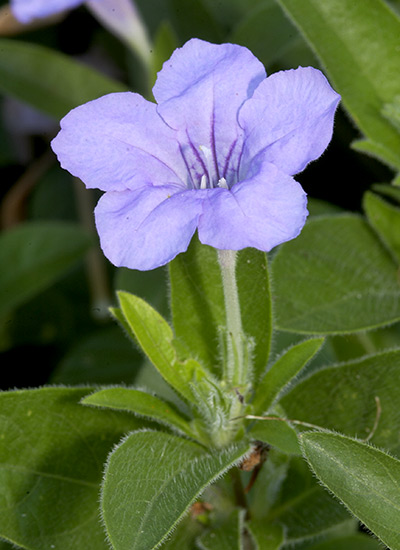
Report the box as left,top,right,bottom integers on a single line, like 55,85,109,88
199,145,215,187
200,174,208,189
218,177,229,189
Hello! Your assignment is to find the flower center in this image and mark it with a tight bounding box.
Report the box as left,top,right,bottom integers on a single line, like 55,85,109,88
199,175,228,190
198,145,229,190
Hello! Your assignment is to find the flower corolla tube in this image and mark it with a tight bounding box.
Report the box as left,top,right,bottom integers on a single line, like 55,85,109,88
51,38,341,271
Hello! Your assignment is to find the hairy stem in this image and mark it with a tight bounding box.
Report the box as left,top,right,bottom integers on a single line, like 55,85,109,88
217,249,246,386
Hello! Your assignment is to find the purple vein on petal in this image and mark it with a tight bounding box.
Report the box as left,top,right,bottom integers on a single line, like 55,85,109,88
209,90,220,182
133,193,177,232
221,137,240,185
185,130,208,188
235,141,246,185
178,142,196,190
112,135,184,185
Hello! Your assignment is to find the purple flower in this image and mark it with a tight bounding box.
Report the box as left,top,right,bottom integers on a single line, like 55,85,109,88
10,0,151,63
51,38,340,271
11,0,85,22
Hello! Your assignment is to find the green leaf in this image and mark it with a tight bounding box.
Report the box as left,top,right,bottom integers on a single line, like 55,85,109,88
247,447,290,515
249,419,301,455
370,182,400,204
169,237,272,380
115,290,178,373
247,521,284,550
133,359,188,409
272,214,400,334
197,509,245,550
236,249,272,384
246,450,351,543
280,348,400,456
169,237,224,374
300,431,400,550
101,430,251,550
0,222,91,319
115,291,218,406
114,265,169,318
229,0,300,68
276,0,400,169
168,0,223,44
252,338,325,414
382,94,400,133
158,515,203,550
82,387,197,439
0,387,143,550
307,197,343,217
50,326,143,385
0,38,128,119
364,190,400,263
264,455,351,543
149,21,179,88
351,138,400,170
304,533,383,550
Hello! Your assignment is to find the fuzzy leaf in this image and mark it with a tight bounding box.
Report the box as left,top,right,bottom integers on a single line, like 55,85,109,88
248,451,350,543
101,430,251,550
249,419,301,455
276,0,400,169
280,348,400,456
364,191,400,264
169,237,225,374
0,387,142,550
301,431,400,549
252,338,324,414
236,248,272,384
272,214,400,334
82,387,197,439
115,291,218,406
370,183,400,204
351,138,400,169
268,456,351,543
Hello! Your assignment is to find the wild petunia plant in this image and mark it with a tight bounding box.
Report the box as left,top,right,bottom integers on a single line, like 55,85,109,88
2,2,400,550
51,38,340,271
50,37,340,450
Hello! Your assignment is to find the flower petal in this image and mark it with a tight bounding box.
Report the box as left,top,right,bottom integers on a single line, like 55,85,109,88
51,92,187,192
198,160,308,251
95,186,204,270
86,0,151,65
153,38,266,186
238,67,340,176
11,0,83,23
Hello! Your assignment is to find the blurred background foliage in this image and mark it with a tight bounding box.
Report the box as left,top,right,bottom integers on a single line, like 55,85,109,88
0,0,398,391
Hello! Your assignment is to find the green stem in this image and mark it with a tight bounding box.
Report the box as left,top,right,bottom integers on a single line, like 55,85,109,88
217,249,245,387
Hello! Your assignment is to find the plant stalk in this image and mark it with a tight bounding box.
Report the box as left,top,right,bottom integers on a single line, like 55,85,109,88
217,249,246,387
